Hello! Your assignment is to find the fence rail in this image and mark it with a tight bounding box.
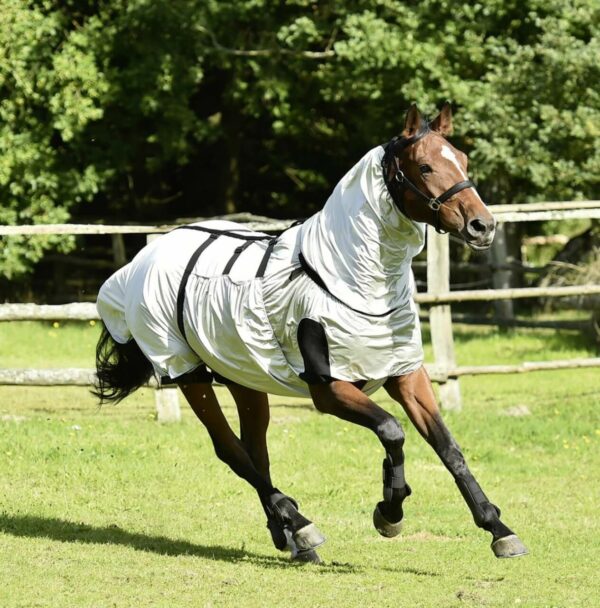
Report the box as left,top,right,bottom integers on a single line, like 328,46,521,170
417,284,600,304
3,284,599,321
1,201,598,237
0,214,292,236
1,202,599,417
2,357,599,387
0,302,99,321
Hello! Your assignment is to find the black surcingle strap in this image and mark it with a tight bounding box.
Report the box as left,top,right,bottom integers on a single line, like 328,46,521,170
298,252,397,318
176,233,220,341
223,240,254,275
255,238,278,278
173,226,277,345
172,224,271,241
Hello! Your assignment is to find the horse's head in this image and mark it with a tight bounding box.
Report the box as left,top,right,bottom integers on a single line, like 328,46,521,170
384,103,495,250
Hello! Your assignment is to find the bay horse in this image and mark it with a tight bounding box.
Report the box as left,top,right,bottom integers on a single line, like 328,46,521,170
94,104,528,563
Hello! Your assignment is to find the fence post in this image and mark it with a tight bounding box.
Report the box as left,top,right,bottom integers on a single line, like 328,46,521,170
426,226,462,411
111,234,127,268
146,233,182,423
154,386,182,423
489,222,515,322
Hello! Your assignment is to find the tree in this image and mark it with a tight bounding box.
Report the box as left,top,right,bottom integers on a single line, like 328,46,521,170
1,0,598,279
0,0,108,278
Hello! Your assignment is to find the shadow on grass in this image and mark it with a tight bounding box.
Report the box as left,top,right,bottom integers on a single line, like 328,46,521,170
0,512,359,572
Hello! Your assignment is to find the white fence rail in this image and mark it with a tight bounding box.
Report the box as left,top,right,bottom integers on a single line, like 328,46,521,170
2,201,599,417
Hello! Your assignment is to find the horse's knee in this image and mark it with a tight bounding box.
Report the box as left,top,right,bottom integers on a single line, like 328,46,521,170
376,417,405,451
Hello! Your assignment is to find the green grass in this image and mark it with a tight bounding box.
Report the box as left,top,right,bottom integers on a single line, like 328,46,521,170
0,322,599,607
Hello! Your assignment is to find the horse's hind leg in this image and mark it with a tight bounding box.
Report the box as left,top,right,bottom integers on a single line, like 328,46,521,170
228,383,272,482
227,383,324,561
228,383,280,548
178,380,324,558
178,380,274,494
385,366,528,558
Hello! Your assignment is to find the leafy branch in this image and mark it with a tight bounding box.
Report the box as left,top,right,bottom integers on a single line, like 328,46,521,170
196,25,336,60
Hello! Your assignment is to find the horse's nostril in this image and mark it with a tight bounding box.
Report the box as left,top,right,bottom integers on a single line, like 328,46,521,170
468,218,489,236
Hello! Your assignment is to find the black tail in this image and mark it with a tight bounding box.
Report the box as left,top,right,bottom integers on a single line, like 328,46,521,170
92,324,154,404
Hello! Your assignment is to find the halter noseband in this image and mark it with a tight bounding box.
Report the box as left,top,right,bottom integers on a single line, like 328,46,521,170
382,135,475,234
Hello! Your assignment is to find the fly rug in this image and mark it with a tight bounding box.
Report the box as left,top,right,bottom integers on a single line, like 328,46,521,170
95,104,528,563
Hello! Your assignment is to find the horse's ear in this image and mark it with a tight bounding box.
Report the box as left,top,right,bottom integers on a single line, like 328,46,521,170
430,102,453,136
402,103,422,137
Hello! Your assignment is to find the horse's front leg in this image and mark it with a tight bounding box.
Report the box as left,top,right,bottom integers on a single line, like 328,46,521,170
385,366,528,558
310,380,411,537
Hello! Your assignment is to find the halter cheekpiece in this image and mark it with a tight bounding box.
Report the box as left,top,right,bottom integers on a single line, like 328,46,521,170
382,134,475,234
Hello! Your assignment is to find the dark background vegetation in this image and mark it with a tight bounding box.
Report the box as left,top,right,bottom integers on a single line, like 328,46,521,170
0,0,598,291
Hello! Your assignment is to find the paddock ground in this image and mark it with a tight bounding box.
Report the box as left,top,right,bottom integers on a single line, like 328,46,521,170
0,322,598,607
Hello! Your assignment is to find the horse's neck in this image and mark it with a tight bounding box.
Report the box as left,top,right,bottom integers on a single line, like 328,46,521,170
299,146,425,315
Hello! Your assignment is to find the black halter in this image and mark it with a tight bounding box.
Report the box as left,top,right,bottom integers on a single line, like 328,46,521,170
382,135,475,234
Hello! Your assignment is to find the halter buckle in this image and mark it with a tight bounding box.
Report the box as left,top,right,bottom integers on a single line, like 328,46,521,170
394,169,406,184
428,198,441,211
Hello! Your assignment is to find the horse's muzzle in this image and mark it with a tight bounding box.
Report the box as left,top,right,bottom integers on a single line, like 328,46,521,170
463,215,496,250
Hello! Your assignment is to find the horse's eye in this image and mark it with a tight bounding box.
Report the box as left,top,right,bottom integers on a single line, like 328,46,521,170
419,164,432,174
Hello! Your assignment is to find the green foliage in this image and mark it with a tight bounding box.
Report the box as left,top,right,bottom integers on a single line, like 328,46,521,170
463,0,600,203
0,0,108,277
0,0,598,277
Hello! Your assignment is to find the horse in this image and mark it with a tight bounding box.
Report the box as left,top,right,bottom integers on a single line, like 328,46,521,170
93,103,528,563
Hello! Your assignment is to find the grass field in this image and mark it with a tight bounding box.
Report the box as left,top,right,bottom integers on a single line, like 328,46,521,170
0,321,599,607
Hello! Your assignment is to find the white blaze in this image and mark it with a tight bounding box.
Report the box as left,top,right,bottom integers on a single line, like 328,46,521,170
440,144,486,205
440,144,467,179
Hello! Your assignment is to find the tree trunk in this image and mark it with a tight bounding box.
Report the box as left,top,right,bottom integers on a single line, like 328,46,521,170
224,150,239,215
220,104,242,215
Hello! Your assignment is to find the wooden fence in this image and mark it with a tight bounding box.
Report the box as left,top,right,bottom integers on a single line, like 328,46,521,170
1,202,599,419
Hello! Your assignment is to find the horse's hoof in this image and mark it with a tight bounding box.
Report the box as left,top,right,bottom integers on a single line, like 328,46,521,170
373,504,402,538
292,549,322,564
491,534,529,558
293,523,326,551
